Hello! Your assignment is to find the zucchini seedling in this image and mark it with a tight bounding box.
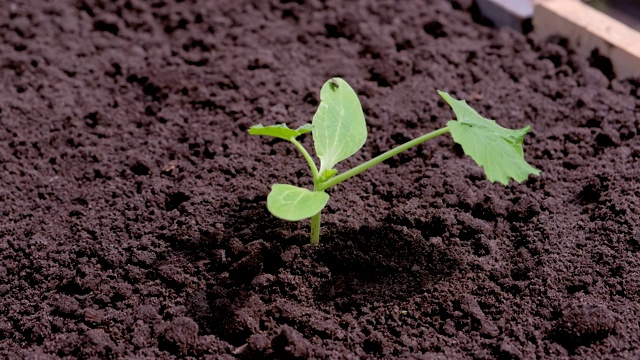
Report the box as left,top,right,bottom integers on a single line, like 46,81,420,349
249,78,539,245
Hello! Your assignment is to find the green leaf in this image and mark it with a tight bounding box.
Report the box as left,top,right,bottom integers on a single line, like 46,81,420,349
439,91,540,185
312,78,367,173
248,123,313,141
267,184,330,221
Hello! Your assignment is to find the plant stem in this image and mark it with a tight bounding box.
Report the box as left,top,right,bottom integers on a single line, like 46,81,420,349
310,211,321,246
290,138,323,245
317,126,450,191
290,138,319,181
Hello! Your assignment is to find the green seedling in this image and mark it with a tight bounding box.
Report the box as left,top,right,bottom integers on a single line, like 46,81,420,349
249,78,539,245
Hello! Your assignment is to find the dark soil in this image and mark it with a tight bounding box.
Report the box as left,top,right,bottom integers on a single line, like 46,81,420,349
1,0,639,358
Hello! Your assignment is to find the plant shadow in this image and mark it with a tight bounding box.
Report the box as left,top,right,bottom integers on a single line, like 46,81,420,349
161,197,462,339
312,223,460,312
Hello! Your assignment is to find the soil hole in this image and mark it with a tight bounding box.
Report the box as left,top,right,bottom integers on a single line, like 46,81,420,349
130,162,150,176
165,192,190,211
588,48,615,80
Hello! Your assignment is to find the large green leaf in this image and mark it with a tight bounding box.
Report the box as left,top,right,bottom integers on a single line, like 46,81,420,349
312,78,367,173
248,123,313,141
439,91,540,185
267,184,330,221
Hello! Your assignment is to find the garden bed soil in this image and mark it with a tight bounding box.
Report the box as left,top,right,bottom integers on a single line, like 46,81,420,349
1,0,640,358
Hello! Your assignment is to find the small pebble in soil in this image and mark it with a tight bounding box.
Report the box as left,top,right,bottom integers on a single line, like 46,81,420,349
550,303,618,351
271,325,312,359
159,316,200,355
83,308,104,324
251,273,275,289
80,329,118,358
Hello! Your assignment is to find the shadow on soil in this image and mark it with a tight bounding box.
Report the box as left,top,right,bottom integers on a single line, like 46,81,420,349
312,223,461,312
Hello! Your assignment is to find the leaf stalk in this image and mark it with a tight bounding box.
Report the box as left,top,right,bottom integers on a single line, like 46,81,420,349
290,137,320,184
317,126,450,191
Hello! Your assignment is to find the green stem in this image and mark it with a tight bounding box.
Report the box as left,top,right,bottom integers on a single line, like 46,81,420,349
317,126,450,191
290,138,320,185
290,137,323,245
310,211,321,246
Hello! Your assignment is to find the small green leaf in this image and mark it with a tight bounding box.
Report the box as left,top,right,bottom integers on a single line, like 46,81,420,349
318,169,338,183
267,184,330,221
439,91,540,185
249,123,313,141
313,78,367,173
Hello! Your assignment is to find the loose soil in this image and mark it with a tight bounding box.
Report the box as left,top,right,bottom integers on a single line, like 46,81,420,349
1,0,639,358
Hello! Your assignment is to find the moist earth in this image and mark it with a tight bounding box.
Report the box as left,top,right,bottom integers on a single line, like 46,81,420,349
1,0,640,358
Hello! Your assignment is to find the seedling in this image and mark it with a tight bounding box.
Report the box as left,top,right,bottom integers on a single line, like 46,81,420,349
249,78,539,245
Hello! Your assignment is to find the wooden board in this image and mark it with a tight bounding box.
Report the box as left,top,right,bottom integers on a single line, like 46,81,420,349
534,0,640,78
476,0,534,31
